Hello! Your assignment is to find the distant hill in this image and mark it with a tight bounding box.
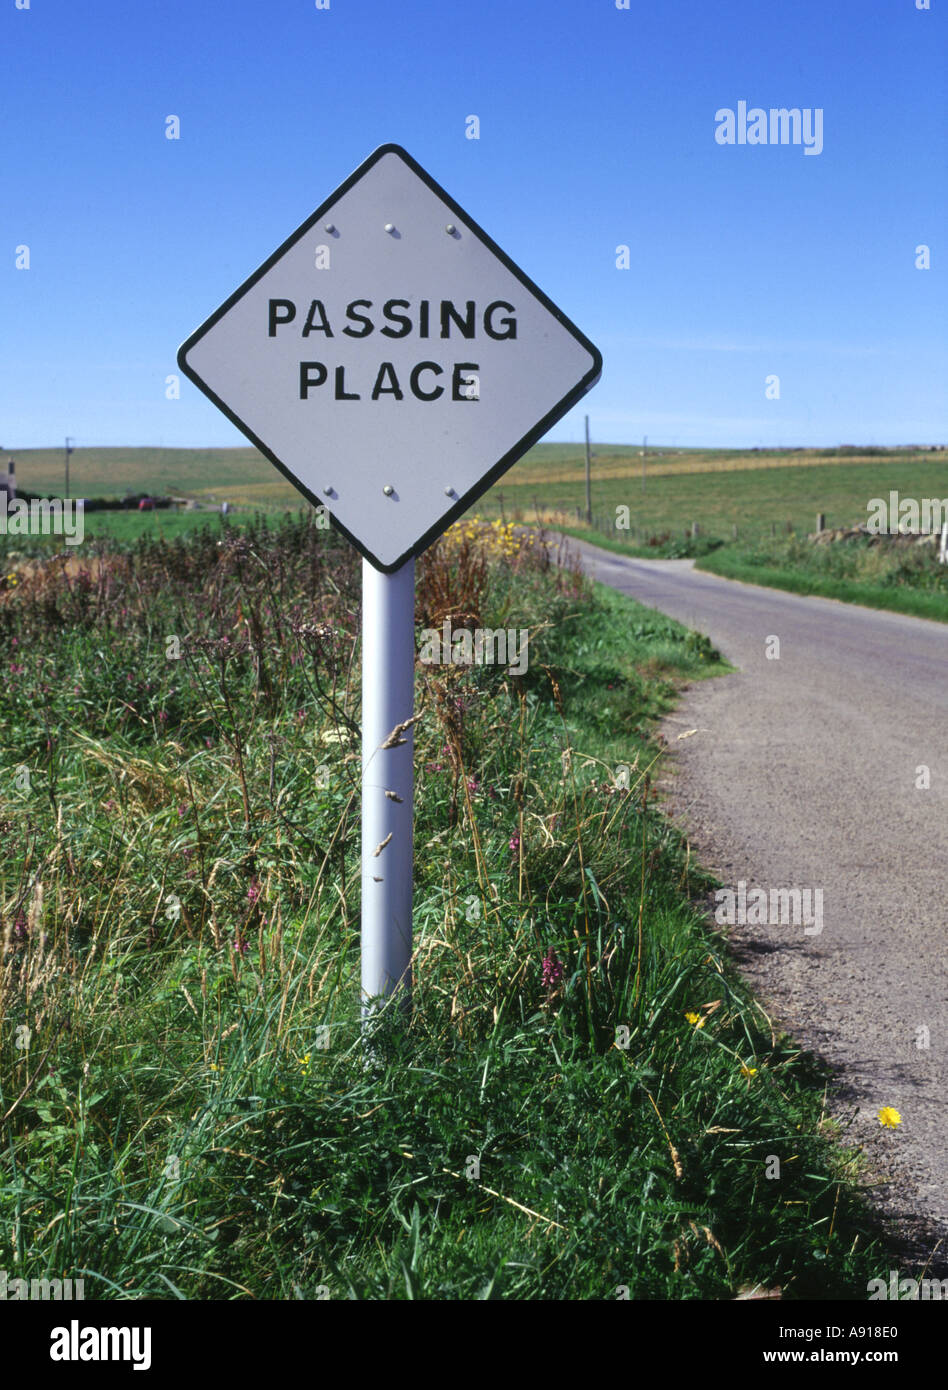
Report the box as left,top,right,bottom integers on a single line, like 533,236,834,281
4,443,941,510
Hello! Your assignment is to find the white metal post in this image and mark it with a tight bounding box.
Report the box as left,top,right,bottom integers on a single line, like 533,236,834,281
361,557,415,1014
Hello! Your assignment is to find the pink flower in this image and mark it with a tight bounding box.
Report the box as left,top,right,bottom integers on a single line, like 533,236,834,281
542,948,564,989
247,879,261,904
509,833,520,855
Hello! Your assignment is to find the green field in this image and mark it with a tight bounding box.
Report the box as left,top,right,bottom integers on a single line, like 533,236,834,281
490,447,948,547
6,443,946,547
6,442,947,621
3,446,294,508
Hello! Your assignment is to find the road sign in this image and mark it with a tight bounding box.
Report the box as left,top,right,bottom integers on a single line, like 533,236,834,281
177,143,602,572
178,145,601,1015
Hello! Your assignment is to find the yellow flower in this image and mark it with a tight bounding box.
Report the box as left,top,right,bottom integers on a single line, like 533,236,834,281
877,1106,901,1129
209,1062,221,1072
685,1011,706,1029
298,1053,312,1076
740,1064,758,1077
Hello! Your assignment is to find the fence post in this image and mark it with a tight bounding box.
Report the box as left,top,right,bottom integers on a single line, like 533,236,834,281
816,512,825,533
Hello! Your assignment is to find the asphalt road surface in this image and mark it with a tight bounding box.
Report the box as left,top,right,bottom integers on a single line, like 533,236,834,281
571,538,948,1265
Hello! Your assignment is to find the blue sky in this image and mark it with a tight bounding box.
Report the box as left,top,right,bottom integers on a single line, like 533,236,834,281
2,0,945,451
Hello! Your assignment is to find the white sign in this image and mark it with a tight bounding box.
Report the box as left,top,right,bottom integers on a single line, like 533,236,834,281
178,144,601,571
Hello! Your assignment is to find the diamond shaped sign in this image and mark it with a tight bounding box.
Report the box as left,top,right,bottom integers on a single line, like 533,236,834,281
178,144,602,571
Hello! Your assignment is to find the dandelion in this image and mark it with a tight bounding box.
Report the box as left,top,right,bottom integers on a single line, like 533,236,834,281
877,1107,902,1129
685,1011,706,1029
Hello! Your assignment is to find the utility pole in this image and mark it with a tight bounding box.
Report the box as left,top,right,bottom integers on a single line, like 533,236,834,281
642,435,647,495
584,415,592,524
65,437,74,499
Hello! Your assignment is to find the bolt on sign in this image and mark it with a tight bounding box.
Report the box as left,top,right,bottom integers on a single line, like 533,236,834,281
177,144,602,571
178,145,601,1013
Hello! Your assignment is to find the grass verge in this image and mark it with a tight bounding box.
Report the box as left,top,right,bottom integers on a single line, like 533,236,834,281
0,516,893,1298
695,537,948,624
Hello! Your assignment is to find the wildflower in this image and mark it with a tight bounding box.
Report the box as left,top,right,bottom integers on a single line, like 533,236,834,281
542,948,564,988
298,1053,312,1076
178,803,188,817
467,777,480,793
209,1062,221,1072
247,879,261,904
509,832,520,855
877,1107,902,1129
685,1011,706,1029
740,1064,758,1077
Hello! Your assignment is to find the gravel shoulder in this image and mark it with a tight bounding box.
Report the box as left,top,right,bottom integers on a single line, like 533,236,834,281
570,537,948,1273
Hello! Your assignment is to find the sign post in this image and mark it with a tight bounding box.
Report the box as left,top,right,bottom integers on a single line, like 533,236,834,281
178,143,601,1017
360,557,415,1011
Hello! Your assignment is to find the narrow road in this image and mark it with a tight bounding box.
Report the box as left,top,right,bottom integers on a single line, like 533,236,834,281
571,539,948,1262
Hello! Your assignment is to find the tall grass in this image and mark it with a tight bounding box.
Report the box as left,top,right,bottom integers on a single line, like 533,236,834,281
697,532,948,622
0,516,891,1298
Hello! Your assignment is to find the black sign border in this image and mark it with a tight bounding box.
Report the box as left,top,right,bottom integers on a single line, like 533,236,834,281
177,143,603,573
